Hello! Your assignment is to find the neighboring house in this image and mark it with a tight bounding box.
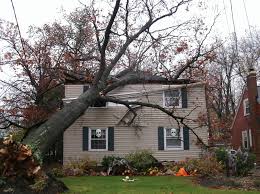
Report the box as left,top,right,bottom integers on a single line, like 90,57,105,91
231,69,260,163
63,75,208,164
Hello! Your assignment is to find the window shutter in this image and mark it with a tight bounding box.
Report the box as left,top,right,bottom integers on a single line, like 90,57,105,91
158,126,164,150
83,85,89,93
183,126,190,150
83,127,89,151
108,127,114,151
181,87,188,108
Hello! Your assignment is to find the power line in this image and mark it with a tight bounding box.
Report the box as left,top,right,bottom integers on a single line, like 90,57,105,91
242,0,253,40
229,0,238,54
222,0,231,36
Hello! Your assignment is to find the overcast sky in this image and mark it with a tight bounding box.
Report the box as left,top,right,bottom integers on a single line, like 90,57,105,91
0,0,259,39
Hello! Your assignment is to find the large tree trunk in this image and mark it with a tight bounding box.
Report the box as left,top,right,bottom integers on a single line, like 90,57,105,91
22,87,99,159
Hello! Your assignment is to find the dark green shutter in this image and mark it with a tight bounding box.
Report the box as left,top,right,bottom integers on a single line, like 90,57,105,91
181,87,188,108
83,127,89,151
183,127,190,150
108,127,114,151
158,127,164,150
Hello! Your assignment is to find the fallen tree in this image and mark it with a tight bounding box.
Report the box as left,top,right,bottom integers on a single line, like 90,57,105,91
1,0,218,162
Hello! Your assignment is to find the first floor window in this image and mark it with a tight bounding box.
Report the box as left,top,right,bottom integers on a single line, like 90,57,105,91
89,128,108,150
164,127,183,149
242,129,252,149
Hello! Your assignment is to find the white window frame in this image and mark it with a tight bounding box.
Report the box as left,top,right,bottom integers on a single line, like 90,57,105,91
88,128,108,151
242,130,249,149
164,127,183,150
243,98,250,116
242,129,252,149
163,89,182,108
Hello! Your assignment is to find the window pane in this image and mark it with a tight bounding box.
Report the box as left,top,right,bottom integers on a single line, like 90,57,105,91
165,97,179,107
91,130,96,138
91,129,106,139
101,130,106,138
91,140,106,149
165,90,179,97
166,128,179,137
166,138,181,147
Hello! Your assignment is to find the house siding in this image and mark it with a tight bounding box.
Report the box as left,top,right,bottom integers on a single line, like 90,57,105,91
63,84,208,164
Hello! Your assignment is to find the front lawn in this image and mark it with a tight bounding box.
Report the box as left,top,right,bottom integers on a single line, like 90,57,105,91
61,176,260,194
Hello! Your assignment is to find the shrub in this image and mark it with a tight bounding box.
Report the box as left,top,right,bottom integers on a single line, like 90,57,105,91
101,155,121,170
235,151,256,176
215,148,256,176
51,167,64,177
63,157,97,176
174,156,224,177
126,150,158,172
215,147,228,165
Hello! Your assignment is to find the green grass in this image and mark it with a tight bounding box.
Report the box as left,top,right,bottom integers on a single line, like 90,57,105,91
61,176,260,194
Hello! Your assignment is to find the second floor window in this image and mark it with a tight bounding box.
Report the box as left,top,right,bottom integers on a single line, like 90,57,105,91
163,89,181,108
243,98,250,116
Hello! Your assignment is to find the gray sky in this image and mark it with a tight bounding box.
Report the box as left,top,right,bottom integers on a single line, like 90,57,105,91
0,0,259,39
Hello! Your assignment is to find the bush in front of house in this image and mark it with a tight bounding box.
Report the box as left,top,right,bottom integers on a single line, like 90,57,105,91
63,157,97,176
182,155,224,177
126,150,158,172
215,147,228,165
235,150,256,176
214,148,256,176
101,155,121,170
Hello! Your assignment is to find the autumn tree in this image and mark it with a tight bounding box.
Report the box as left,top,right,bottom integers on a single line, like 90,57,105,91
0,0,217,160
0,7,96,130
206,29,260,144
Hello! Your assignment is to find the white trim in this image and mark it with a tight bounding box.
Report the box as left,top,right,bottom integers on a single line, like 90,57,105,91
249,129,252,147
243,98,250,116
163,89,182,108
242,130,249,149
88,128,108,151
164,127,184,150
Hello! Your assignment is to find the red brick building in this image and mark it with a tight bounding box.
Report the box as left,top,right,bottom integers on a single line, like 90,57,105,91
231,69,260,163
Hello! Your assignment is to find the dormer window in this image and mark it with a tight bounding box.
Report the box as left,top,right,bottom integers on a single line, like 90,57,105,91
243,98,250,116
163,89,181,108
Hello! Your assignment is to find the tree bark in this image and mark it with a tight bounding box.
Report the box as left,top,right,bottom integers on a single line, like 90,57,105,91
22,86,99,159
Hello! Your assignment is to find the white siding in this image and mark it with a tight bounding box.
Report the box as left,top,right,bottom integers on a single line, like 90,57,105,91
63,84,208,164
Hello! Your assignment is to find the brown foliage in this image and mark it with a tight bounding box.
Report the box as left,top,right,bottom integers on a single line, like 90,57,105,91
0,136,41,179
